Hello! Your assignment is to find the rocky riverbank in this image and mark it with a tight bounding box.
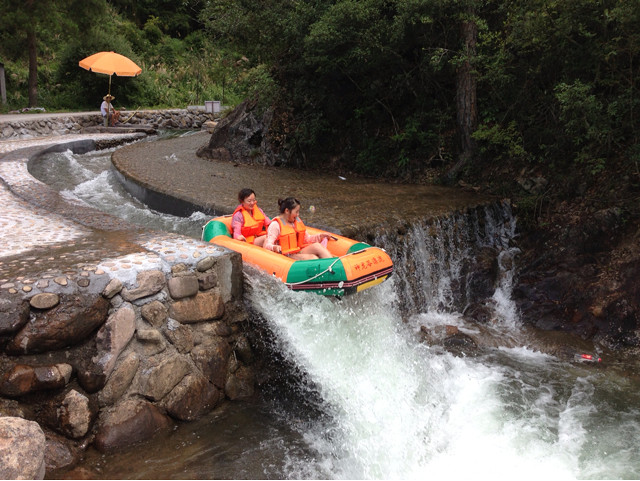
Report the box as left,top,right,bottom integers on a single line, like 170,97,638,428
0,134,255,478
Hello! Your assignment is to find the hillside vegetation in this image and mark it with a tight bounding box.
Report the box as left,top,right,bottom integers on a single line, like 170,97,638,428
1,0,639,199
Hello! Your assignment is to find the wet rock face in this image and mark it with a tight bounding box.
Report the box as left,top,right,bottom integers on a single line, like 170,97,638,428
514,204,640,347
0,298,31,336
93,399,172,452
0,363,72,397
163,373,221,421
5,294,110,355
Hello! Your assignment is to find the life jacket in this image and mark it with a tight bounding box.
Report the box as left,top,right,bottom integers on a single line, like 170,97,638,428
233,204,266,243
274,217,308,255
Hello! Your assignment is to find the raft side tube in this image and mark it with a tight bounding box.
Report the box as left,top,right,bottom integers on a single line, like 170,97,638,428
202,217,232,241
338,246,394,283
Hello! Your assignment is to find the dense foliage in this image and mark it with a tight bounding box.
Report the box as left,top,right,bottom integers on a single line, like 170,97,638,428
203,0,639,181
0,0,249,111
1,0,639,182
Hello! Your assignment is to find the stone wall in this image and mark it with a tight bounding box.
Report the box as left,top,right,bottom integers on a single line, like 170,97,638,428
0,109,218,139
0,251,255,475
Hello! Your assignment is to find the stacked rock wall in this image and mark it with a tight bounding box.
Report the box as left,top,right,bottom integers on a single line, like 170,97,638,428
0,241,255,475
1,109,218,139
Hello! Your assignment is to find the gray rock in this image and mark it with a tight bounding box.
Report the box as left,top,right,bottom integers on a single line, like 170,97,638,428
58,389,93,439
197,271,218,291
136,329,166,355
29,292,60,310
6,294,110,354
136,355,191,401
121,270,166,301
167,275,199,299
94,399,172,452
225,365,255,400
94,304,136,381
0,298,30,335
191,338,232,388
169,289,224,323
102,278,123,298
196,256,216,272
141,300,168,327
233,335,254,365
163,322,194,354
0,417,46,480
98,352,140,407
163,373,220,421
44,431,83,475
0,363,72,397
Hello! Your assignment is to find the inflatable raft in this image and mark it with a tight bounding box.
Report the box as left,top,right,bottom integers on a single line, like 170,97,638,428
202,216,393,296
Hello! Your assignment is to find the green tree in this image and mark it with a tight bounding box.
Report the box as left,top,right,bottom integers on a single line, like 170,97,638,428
0,0,107,107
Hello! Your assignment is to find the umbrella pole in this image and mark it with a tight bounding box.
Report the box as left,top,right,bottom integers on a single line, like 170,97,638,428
107,75,112,126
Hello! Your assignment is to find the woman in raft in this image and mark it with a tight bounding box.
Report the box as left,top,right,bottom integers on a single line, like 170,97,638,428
264,197,333,260
231,188,271,247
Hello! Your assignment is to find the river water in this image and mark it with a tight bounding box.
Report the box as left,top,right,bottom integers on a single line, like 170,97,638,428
32,141,640,479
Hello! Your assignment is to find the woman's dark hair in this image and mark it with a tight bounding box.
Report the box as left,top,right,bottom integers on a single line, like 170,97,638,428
238,188,256,203
278,197,301,213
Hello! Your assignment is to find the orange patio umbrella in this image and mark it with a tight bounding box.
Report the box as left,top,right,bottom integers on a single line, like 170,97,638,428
79,51,142,97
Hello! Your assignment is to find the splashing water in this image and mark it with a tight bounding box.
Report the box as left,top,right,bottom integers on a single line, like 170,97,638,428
246,269,640,480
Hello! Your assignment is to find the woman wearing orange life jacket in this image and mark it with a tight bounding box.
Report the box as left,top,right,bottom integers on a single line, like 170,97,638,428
264,197,333,260
231,188,272,247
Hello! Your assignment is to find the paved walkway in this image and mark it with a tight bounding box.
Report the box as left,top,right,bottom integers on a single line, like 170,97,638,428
0,132,226,297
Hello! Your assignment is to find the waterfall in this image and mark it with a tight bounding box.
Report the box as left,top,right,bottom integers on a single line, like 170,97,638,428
245,201,536,479
376,200,519,324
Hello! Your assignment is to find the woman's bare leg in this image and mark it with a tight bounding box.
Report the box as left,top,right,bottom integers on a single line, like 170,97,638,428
290,253,319,260
299,242,333,258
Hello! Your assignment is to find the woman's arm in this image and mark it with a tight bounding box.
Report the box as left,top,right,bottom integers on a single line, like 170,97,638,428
258,206,272,226
231,211,245,240
264,221,281,252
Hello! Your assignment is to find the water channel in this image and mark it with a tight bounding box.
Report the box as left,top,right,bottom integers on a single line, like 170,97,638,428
31,137,640,479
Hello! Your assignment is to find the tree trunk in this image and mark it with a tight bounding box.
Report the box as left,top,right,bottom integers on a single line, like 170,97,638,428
27,25,38,107
445,10,478,181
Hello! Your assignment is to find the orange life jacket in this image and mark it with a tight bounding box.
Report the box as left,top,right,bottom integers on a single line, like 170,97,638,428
274,217,308,255
233,204,266,243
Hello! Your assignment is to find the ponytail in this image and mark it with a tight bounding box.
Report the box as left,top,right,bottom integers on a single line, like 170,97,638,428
277,197,300,213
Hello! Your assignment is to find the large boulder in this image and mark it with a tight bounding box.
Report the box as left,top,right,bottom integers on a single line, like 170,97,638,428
196,100,290,167
162,373,220,421
93,399,172,452
5,294,110,354
0,417,46,479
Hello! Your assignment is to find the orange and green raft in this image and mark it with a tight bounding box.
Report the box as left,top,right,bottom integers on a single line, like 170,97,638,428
202,216,393,296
